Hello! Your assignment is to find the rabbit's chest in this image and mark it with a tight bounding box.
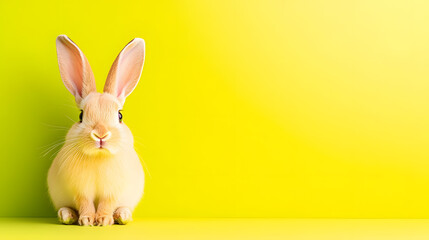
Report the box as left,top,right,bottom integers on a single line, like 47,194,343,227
94,161,126,196
65,157,127,198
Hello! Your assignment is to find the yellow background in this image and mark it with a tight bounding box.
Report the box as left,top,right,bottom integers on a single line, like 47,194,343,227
1,0,429,218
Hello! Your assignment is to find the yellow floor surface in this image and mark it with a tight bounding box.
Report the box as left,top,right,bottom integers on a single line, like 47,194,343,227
1,218,429,239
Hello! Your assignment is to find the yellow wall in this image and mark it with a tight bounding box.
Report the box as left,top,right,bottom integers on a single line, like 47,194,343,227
2,0,429,217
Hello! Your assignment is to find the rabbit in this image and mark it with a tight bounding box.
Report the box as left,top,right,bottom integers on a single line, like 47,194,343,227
47,35,145,226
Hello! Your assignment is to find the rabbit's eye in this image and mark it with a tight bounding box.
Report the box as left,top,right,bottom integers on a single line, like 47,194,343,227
79,110,83,123
118,111,123,123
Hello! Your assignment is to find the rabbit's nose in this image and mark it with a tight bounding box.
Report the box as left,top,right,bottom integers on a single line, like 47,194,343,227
91,130,112,141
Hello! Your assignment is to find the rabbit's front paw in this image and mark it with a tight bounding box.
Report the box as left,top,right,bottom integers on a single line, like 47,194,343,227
96,214,114,226
58,207,78,225
78,214,95,226
114,207,132,225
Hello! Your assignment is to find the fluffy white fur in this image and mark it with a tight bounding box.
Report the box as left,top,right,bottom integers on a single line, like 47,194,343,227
48,35,145,226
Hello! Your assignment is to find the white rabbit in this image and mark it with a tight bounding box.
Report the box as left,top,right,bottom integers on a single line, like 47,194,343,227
48,35,145,226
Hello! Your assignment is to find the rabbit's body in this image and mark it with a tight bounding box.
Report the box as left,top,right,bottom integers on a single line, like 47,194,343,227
48,96,144,212
48,146,143,208
47,36,146,226
48,142,144,213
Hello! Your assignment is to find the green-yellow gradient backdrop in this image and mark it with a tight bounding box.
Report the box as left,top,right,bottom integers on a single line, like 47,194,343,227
2,0,429,218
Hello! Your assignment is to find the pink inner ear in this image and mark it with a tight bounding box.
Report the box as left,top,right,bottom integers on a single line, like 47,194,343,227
115,42,145,98
57,40,85,98
104,38,145,100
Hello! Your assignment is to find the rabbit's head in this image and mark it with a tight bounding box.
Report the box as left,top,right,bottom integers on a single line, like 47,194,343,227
56,35,145,156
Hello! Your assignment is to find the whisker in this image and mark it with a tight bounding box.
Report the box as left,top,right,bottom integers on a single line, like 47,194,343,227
133,135,147,149
60,103,78,110
41,142,66,157
39,137,82,157
64,115,77,124
135,151,152,179
40,123,69,129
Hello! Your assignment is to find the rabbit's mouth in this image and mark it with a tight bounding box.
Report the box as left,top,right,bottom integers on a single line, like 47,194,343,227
94,141,117,154
79,141,113,156
95,139,107,150
89,143,113,156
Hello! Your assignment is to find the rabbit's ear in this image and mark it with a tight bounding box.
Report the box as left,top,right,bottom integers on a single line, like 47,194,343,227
56,35,96,105
104,38,145,103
